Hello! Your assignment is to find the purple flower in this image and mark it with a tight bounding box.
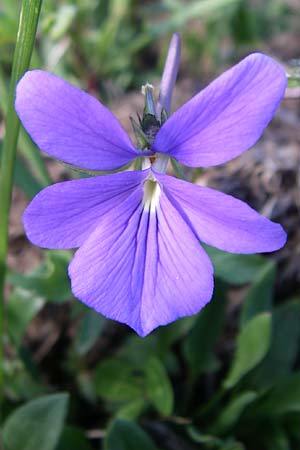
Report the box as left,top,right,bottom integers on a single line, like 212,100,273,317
15,52,287,337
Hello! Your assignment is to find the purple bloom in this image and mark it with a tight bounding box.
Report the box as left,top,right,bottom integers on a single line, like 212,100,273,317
15,52,287,337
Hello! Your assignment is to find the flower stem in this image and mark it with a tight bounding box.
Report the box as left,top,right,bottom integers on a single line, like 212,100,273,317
156,32,181,119
0,0,43,403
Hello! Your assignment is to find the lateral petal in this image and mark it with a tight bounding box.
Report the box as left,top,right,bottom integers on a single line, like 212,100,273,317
153,53,286,167
157,173,287,254
15,70,142,170
23,170,149,249
69,185,214,336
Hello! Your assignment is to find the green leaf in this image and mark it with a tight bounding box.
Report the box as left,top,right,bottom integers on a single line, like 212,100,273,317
3,393,69,450
210,391,257,434
74,307,105,355
105,419,158,450
116,399,145,421
145,357,174,416
94,359,142,402
224,313,272,389
204,246,267,285
55,426,93,450
247,299,300,389
183,281,226,376
252,374,300,416
8,251,72,302
6,288,44,345
240,261,275,325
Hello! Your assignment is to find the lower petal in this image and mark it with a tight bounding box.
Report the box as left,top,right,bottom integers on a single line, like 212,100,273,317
69,188,214,336
157,173,286,254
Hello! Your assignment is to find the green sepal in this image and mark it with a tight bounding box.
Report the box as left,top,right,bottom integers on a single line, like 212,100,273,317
130,116,150,150
160,107,168,124
142,83,156,116
137,112,143,128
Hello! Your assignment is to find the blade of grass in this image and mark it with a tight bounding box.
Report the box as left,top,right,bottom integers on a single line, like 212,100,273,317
0,0,43,404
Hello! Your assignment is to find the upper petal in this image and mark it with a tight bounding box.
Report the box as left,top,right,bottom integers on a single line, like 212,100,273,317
69,183,214,336
23,170,149,249
156,173,286,254
153,53,287,167
15,70,142,170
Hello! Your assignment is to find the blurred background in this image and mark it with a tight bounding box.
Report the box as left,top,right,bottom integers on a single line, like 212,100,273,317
1,1,300,449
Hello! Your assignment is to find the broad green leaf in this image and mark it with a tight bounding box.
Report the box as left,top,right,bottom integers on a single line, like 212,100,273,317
8,250,72,302
183,281,226,376
74,307,105,355
3,393,69,450
145,357,174,416
240,261,275,325
247,299,300,389
204,246,267,285
55,426,92,450
224,313,272,389
116,399,145,421
94,359,142,402
105,419,158,450
210,391,257,434
252,374,300,416
6,288,44,345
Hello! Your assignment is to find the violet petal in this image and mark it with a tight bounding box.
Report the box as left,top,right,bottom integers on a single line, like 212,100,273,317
157,172,287,253
23,170,149,249
69,185,214,337
153,53,286,167
16,70,142,170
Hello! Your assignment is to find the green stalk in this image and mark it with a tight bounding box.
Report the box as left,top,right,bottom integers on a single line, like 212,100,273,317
0,0,43,401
